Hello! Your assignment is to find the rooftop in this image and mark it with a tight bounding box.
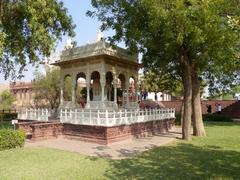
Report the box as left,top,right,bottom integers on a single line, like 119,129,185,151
53,40,138,65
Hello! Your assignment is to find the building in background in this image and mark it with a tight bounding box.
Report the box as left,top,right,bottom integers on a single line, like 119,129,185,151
10,81,34,108
146,92,172,101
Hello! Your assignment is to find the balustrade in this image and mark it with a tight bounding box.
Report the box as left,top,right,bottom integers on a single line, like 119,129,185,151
17,108,49,121
60,108,175,127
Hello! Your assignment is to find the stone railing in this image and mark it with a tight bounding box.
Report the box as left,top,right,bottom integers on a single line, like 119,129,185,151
60,108,175,127
17,108,49,121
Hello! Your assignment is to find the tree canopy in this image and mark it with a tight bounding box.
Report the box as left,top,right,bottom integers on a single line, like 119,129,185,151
141,70,183,97
33,68,61,109
88,0,240,79
0,0,75,79
0,90,15,109
89,0,240,139
33,68,78,109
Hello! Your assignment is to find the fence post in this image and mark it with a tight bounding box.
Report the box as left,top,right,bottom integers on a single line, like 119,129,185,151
25,108,27,119
138,109,141,122
134,109,136,122
119,109,122,124
105,110,108,126
74,109,77,124
64,109,66,122
130,109,133,124
153,108,155,120
90,109,92,125
81,109,84,124
69,109,72,123
60,109,62,123
161,109,163,120
155,108,158,120
37,108,39,120
40,109,43,121
97,110,100,125
34,109,36,120
158,109,160,119
113,110,116,126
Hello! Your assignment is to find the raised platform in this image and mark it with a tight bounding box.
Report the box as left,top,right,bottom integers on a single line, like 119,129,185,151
17,118,175,145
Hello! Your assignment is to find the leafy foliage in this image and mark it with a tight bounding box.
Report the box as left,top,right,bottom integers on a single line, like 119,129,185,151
0,0,75,79
0,90,15,109
33,68,77,108
89,0,240,138
208,84,240,100
33,68,60,109
0,121,12,130
0,113,17,122
88,0,240,85
63,75,72,101
141,70,183,97
0,129,25,151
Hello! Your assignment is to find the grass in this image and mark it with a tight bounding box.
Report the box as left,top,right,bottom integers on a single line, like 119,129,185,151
0,122,239,179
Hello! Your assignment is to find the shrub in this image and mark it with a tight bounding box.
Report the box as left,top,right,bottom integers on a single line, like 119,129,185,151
0,122,12,130
175,113,181,125
203,114,233,122
0,129,25,151
174,113,233,125
0,113,17,121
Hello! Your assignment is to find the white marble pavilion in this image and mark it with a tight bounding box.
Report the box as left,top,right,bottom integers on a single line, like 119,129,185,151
53,37,140,110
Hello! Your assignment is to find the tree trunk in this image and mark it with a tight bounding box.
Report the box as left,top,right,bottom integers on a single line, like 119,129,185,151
180,99,184,126
192,69,206,136
182,61,192,140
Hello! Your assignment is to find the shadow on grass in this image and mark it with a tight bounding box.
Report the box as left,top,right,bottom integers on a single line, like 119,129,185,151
103,143,240,179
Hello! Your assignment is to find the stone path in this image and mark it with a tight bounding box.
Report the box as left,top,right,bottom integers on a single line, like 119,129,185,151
25,127,182,159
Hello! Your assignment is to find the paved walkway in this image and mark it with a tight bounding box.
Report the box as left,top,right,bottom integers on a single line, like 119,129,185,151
25,127,182,159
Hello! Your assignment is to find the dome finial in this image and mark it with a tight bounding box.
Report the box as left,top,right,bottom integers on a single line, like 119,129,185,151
96,29,103,42
64,38,74,50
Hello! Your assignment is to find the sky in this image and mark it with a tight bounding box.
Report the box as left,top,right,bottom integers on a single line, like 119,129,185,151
0,0,116,83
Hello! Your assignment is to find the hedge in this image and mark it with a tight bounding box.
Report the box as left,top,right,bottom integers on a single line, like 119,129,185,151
175,113,232,125
203,114,233,122
175,113,181,125
0,113,18,121
0,129,25,151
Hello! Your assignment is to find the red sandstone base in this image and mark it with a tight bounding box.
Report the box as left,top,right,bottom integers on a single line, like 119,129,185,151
17,119,175,144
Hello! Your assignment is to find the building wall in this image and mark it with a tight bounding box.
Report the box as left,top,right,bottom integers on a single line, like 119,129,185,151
10,82,34,108
160,100,237,114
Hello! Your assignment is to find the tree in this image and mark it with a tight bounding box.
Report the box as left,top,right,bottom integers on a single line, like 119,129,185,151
88,0,240,140
141,70,183,98
63,75,72,101
0,90,15,109
208,84,240,100
33,68,80,109
33,68,60,109
0,0,75,79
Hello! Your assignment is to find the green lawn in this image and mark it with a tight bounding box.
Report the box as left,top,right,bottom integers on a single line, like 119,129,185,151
0,122,239,179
